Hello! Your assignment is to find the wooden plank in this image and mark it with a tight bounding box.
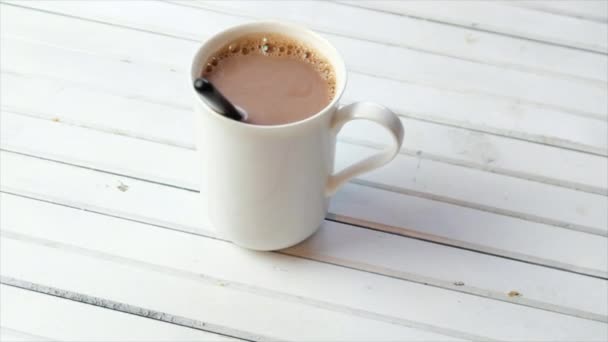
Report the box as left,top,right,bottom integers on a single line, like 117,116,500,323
3,188,607,321
2,32,607,197
0,327,52,342
1,238,462,341
0,284,240,342
2,114,607,276
3,4,606,156
2,60,606,194
331,182,608,277
340,0,608,53
507,1,608,23
2,74,606,233
1,206,607,340
3,1,606,117
176,0,608,83
5,3,603,337
1,152,607,317
344,117,608,194
3,66,606,166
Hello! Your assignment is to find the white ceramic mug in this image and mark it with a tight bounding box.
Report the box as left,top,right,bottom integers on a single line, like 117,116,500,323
192,22,404,251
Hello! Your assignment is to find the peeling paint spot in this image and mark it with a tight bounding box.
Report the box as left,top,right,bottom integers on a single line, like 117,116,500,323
508,290,522,298
117,181,129,192
454,281,465,286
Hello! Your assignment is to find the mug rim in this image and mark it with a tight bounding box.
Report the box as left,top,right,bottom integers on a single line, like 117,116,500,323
191,20,347,130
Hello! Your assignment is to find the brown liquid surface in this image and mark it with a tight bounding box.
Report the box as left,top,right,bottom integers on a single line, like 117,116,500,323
202,33,335,125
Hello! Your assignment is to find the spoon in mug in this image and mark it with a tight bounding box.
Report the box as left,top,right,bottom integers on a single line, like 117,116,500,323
193,77,246,121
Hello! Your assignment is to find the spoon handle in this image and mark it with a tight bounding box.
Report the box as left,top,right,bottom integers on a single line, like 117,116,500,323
194,77,245,121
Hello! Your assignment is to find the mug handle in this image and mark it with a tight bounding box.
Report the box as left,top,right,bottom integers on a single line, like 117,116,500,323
325,102,405,196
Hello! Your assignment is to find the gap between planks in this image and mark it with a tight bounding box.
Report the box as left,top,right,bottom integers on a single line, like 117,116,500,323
3,223,606,340
3,108,606,196
3,147,606,316
339,136,608,195
3,181,605,282
161,0,608,88
0,0,604,318
3,3,606,157
2,137,607,252
161,1,608,112
2,143,606,239
2,184,607,324
503,1,608,24
4,1,607,123
0,276,258,342
166,0,608,85
336,1,608,55
0,326,54,342
3,66,607,159
348,177,607,237
0,285,241,342
0,235,490,341
3,4,607,156
324,214,608,280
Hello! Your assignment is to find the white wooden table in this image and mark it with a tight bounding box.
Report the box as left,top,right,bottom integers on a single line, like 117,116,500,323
1,1,607,341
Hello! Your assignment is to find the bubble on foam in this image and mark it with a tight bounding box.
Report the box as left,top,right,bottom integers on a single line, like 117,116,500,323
202,32,336,98
261,43,273,54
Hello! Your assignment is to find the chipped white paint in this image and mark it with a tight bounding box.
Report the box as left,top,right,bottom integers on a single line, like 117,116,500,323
0,283,241,341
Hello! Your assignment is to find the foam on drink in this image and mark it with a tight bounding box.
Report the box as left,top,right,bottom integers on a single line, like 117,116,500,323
202,33,336,125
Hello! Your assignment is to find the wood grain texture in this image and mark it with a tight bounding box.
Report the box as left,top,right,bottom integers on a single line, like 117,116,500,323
0,284,240,341
0,236,469,341
1,1,607,340
3,57,606,195
178,0,608,83
3,2,606,157
340,0,608,53
1,197,607,340
2,37,607,232
1,151,607,321
2,112,606,277
3,1,606,117
3,184,608,321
